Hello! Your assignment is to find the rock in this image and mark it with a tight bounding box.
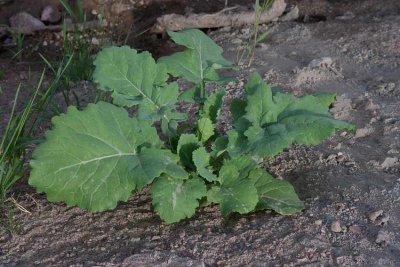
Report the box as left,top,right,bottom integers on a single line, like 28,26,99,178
91,37,100,46
308,57,333,68
111,3,133,15
349,225,362,235
280,6,299,21
10,12,45,35
369,210,383,222
375,230,391,245
380,157,399,169
388,149,399,155
335,11,355,20
331,95,352,120
232,38,243,44
41,5,61,23
314,219,323,226
355,127,374,138
377,214,390,226
330,221,342,233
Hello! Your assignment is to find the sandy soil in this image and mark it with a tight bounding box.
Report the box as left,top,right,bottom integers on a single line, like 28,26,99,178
1,0,400,266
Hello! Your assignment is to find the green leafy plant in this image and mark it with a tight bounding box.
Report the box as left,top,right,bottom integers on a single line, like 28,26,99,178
28,29,354,223
0,72,45,201
10,29,24,61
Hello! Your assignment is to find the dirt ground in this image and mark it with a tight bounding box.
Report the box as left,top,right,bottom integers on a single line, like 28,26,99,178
1,0,400,266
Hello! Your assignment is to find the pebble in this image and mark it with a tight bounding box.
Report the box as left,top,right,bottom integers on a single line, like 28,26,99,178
314,220,323,226
380,157,399,169
375,230,390,245
335,11,355,20
10,12,45,35
349,225,362,234
369,210,383,222
231,38,243,44
280,6,299,21
330,221,342,233
91,37,100,46
41,5,61,23
308,57,333,68
355,127,374,138
387,149,399,154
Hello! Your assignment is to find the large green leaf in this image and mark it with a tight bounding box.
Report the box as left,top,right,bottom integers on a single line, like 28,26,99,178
151,175,206,223
93,46,185,129
249,169,304,215
29,102,183,212
208,163,258,216
228,72,355,158
158,29,233,85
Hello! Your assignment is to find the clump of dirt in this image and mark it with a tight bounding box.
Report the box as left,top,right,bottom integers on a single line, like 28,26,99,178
1,0,400,266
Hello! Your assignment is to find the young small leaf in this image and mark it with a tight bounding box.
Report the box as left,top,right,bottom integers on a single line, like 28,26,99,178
249,169,304,215
198,117,214,143
151,175,206,224
177,134,201,170
192,147,218,182
203,89,225,123
158,29,233,84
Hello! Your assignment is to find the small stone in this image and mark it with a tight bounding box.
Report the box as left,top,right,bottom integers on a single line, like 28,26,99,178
308,57,333,68
91,9,98,15
377,214,390,226
41,5,61,23
355,127,374,138
43,41,48,46
369,210,383,222
335,11,355,20
380,157,399,169
375,230,390,245
330,221,342,233
280,6,299,21
314,219,323,226
349,225,362,234
388,149,399,154
19,72,28,80
231,38,243,44
91,37,100,46
10,12,45,35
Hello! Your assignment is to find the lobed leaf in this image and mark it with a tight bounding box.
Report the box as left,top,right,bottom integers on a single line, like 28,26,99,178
197,117,215,143
93,46,185,131
151,175,206,223
228,72,355,158
249,169,304,215
192,147,218,182
29,102,183,212
202,89,225,123
158,29,233,86
208,160,259,216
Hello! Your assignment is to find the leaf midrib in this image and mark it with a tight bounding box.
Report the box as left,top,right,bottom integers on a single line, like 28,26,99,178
54,152,136,174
